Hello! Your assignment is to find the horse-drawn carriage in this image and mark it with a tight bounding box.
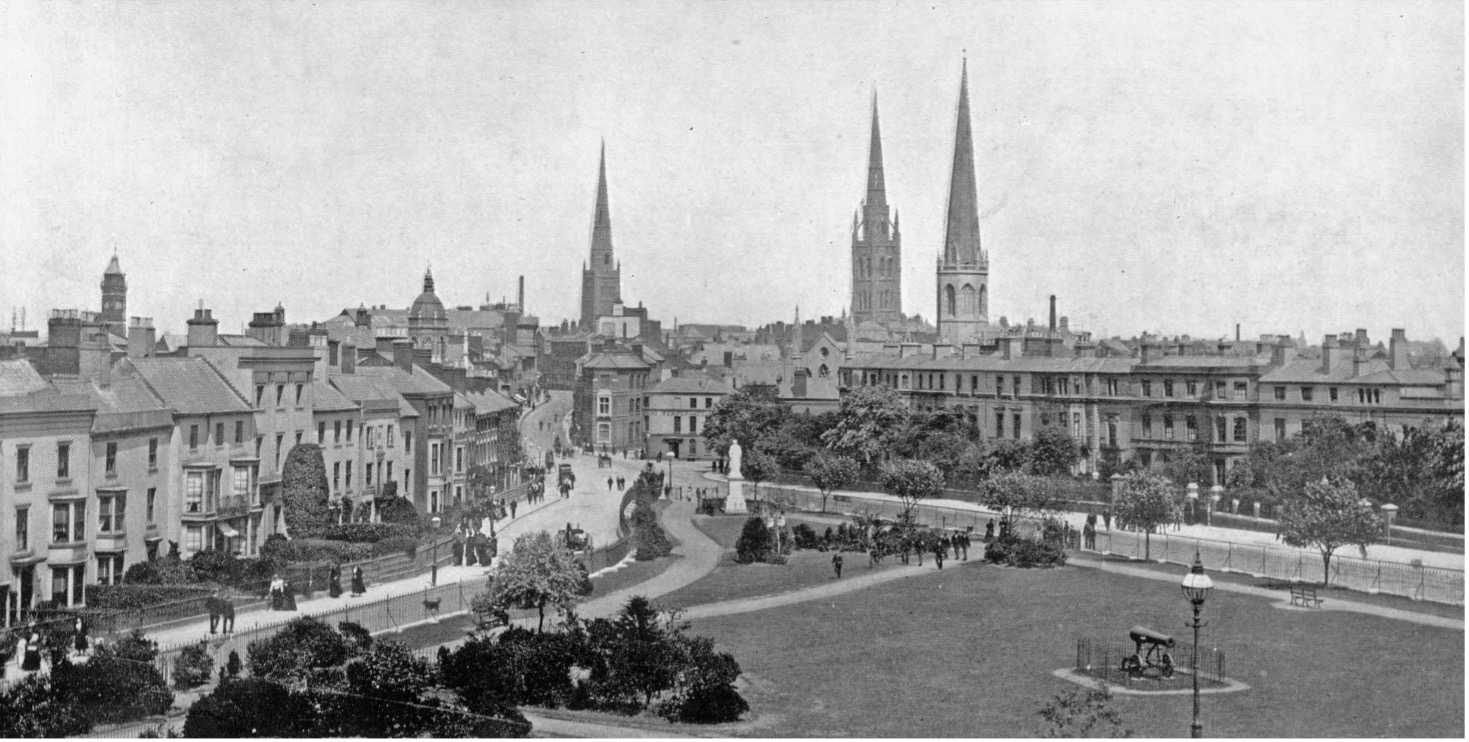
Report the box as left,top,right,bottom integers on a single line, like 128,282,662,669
1120,625,1175,679
557,523,592,552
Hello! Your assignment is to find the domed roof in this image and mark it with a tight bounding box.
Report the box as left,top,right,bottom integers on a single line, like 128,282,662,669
409,268,447,324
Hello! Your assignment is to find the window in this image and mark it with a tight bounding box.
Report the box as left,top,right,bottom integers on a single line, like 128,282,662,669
996,411,1005,438
255,436,263,458
455,447,464,473
52,501,83,543
689,416,698,434
318,422,326,443
1214,380,1226,398
1072,413,1082,437
996,376,1005,395
276,384,285,407
705,397,713,408
1141,380,1152,397
1274,418,1287,442
689,397,698,409
334,421,342,443
673,416,682,434
387,425,395,447
1164,380,1174,397
346,423,353,443
105,442,117,476
1274,386,1286,401
1013,414,1022,440
232,466,250,499
255,385,265,406
51,566,70,606
346,460,353,489
57,442,70,479
185,526,203,554
1233,417,1248,442
186,471,204,513
598,396,611,415
214,422,224,446
1106,379,1119,396
404,431,411,454
386,462,392,482
1329,387,1338,402
430,490,440,514
235,420,244,443
1141,415,1152,438
402,469,408,496
1186,380,1198,397
97,554,124,586
1301,386,1314,402
597,422,611,443
1163,415,1174,440
98,493,126,532
1215,417,1227,442
189,425,200,450
430,443,442,476
1012,376,1021,397
146,488,156,522
333,462,341,491
275,434,284,471
1233,382,1248,401
1186,416,1198,441
15,506,28,551
295,383,304,406
148,438,158,469
1107,419,1118,447
294,431,303,448
366,461,374,486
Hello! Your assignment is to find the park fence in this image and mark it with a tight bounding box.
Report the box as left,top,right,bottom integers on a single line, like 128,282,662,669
1089,528,1465,605
1075,636,1227,687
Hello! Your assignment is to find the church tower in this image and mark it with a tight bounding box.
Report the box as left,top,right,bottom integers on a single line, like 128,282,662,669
850,93,902,327
935,58,989,344
100,253,127,337
580,142,622,332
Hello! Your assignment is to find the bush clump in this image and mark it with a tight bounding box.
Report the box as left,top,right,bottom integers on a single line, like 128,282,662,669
632,502,672,561
172,642,215,690
316,522,416,543
281,444,334,539
734,517,774,564
983,535,1067,568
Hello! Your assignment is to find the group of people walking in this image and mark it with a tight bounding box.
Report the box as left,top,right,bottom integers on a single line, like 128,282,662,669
10,616,90,678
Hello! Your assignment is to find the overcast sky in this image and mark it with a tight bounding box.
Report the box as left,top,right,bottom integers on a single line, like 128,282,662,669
2,1,1463,345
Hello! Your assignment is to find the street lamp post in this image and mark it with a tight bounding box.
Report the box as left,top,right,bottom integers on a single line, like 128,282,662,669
430,515,443,586
666,452,674,499
1180,550,1214,738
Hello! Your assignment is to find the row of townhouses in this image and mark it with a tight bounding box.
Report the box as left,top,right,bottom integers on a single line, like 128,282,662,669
1,297,523,624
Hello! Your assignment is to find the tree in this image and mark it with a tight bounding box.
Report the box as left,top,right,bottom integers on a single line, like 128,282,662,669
821,384,907,467
281,443,333,539
0,674,92,738
184,677,316,738
467,465,497,500
976,472,1064,532
474,530,592,632
1279,477,1381,587
702,384,791,455
1035,685,1133,738
804,452,859,512
246,616,353,688
878,459,945,526
1031,426,1080,477
1161,444,1213,490
1111,472,1181,561
378,494,422,531
1360,421,1464,526
741,447,780,501
334,641,438,736
983,439,1033,476
51,630,173,725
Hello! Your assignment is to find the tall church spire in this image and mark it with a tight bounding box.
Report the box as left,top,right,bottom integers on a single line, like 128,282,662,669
941,57,982,266
866,91,886,210
593,140,612,236
581,141,622,331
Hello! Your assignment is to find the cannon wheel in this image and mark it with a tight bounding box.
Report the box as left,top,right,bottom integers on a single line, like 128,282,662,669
1119,654,1143,677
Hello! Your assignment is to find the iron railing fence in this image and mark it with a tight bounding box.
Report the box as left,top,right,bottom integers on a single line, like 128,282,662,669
1089,529,1464,605
1075,636,1227,688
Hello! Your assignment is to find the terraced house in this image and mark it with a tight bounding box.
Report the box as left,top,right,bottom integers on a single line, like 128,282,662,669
841,328,1464,484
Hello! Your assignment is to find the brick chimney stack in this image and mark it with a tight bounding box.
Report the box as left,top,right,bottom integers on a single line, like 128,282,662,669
186,307,218,348
1389,328,1409,370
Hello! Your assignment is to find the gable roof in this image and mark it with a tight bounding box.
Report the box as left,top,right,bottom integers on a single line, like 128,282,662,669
117,357,252,415
0,360,48,396
647,375,735,396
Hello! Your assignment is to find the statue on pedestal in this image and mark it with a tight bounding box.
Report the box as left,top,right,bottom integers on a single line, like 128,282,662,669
725,439,747,514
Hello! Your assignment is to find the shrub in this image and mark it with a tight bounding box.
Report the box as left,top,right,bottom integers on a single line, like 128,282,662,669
122,555,193,586
189,549,242,584
372,536,420,558
790,523,819,550
280,539,374,564
317,522,416,543
379,496,422,531
183,678,314,738
282,444,334,539
84,584,211,610
172,642,214,690
0,674,93,737
246,617,350,688
734,517,773,564
632,502,672,561
983,535,1067,568
51,630,173,724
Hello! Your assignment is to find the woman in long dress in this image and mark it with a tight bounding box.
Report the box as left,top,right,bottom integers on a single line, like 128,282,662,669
73,616,88,654
350,566,366,596
328,564,343,598
269,574,285,610
20,626,42,672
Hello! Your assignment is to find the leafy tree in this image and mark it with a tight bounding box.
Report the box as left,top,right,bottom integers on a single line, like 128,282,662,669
1360,421,1464,526
378,495,422,531
878,459,945,526
1161,444,1214,489
1035,685,1133,738
983,439,1033,476
734,517,774,564
821,384,907,467
977,472,1064,532
333,641,437,736
702,384,791,455
599,596,682,709
1030,425,1080,477
51,630,173,725
804,451,860,512
632,500,673,561
281,443,333,539
246,616,352,687
659,635,748,724
1111,472,1181,560
172,641,215,690
474,531,593,632
741,446,780,501
467,465,497,500
0,674,92,738
183,677,315,738
1279,477,1381,587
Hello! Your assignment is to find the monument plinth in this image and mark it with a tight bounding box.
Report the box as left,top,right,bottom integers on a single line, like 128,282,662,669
725,439,748,514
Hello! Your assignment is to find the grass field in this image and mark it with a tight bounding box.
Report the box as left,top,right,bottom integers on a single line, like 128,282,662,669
682,560,1463,738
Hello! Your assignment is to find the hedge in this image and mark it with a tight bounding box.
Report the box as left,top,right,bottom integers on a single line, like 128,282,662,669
84,584,213,611
316,522,416,543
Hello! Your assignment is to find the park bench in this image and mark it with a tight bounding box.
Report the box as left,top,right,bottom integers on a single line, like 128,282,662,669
1289,584,1324,608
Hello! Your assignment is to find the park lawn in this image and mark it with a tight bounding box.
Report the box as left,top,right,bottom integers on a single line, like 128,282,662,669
1079,552,1466,620
683,561,1462,738
585,552,680,600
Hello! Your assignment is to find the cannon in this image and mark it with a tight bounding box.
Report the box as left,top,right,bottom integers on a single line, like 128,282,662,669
1120,625,1176,679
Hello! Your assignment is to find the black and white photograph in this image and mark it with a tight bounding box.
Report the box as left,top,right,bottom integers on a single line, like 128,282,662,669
0,1,1463,737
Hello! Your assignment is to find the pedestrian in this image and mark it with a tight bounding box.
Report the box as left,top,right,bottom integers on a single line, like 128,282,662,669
934,541,945,569
329,564,344,597
208,591,223,634
960,531,970,561
219,597,235,634
984,519,995,543
832,551,844,579
510,499,518,519
664,484,672,499
269,574,286,610
351,566,367,596
1103,510,1112,531
607,476,614,491
73,616,88,655
951,532,961,560
20,624,41,672
282,580,298,611
1083,521,1095,550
